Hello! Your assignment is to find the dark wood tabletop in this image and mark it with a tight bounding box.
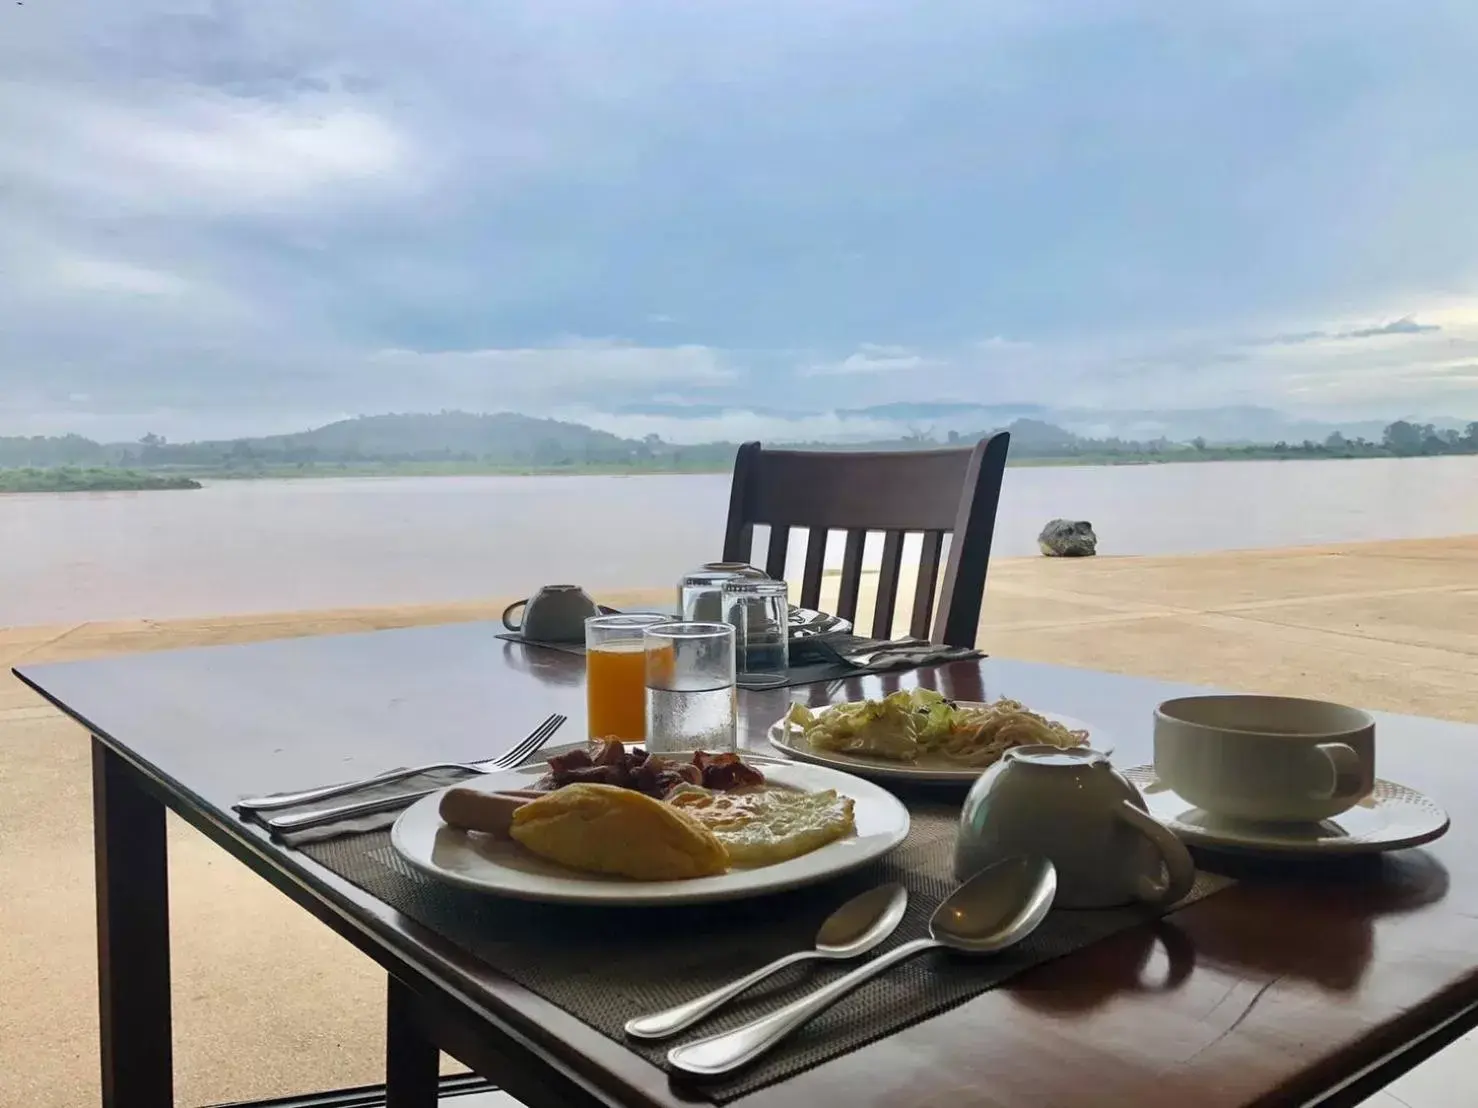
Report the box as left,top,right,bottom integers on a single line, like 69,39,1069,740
16,620,1478,1108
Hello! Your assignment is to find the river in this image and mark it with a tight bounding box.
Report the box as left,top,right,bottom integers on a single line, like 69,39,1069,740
4,455,1477,628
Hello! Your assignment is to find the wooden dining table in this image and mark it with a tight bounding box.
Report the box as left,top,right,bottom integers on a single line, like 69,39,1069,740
14,619,1478,1108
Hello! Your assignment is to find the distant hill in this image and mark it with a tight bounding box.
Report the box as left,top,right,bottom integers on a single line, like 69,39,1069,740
2,410,1093,469
252,411,635,460
1,408,1475,472
834,401,1471,445
0,432,115,468
991,418,1083,452
0,412,735,470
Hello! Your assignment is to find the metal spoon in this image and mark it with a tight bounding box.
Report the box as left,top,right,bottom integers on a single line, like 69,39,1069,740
667,855,1057,1077
625,883,909,1041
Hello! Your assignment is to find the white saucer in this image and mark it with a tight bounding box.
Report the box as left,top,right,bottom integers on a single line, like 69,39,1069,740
1123,766,1450,856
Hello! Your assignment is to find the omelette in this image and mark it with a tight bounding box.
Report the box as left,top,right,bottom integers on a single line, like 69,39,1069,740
664,784,856,866
509,783,729,880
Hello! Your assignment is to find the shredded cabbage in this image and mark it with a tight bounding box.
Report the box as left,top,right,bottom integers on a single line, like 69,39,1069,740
787,689,1088,767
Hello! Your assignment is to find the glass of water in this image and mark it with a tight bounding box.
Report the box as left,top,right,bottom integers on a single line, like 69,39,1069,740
643,621,737,755
723,578,790,689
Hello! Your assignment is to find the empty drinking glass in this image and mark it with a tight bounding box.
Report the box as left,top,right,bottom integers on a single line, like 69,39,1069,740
678,564,768,621
643,621,737,755
723,578,790,689
677,570,736,623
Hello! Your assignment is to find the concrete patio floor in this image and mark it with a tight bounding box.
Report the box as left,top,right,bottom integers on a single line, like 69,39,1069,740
1,535,1474,1107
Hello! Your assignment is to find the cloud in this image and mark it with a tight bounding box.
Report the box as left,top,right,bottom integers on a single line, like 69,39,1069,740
3,2,1478,435
560,406,917,445
1342,316,1441,339
1137,311,1478,414
1418,363,1478,381
0,84,416,222
1254,316,1442,347
369,340,735,395
802,344,938,377
0,336,736,430
1265,331,1330,346
47,255,200,299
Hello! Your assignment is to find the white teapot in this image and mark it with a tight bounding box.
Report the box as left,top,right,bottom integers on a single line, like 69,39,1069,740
955,746,1195,910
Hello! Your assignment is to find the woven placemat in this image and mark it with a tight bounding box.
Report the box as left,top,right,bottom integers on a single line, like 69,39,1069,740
301,796,1234,1103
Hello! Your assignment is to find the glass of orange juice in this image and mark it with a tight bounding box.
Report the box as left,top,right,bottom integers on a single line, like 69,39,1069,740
585,614,669,742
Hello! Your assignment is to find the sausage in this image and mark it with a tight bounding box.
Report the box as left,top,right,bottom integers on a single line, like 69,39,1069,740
438,787,534,838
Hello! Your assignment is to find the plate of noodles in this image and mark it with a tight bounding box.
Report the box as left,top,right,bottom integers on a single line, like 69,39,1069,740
769,688,1102,783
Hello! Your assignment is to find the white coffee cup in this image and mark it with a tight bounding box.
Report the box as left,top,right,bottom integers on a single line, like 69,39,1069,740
1153,695,1375,822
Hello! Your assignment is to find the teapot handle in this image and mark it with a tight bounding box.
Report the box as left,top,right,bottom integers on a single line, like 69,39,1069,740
1115,800,1195,907
501,600,527,632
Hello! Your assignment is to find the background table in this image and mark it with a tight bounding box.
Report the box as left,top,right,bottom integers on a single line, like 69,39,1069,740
15,620,1478,1108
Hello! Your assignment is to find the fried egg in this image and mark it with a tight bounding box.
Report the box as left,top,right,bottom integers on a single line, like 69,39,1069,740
664,784,856,867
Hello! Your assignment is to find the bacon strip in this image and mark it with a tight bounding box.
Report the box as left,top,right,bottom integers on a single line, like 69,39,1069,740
534,741,763,798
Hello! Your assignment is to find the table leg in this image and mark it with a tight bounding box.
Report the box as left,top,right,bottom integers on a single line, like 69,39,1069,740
93,738,173,1108
387,975,440,1108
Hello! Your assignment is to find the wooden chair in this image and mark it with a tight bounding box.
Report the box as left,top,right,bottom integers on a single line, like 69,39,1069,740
721,433,1011,648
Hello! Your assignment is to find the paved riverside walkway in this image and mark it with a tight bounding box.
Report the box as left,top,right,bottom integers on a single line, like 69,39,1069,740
2,536,1474,1107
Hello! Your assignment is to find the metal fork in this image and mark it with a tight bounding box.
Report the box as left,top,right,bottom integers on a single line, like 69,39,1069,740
262,713,568,835
238,713,568,812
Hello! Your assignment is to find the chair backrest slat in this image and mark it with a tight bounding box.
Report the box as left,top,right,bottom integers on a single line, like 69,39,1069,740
834,528,867,624
933,437,1009,646
723,434,1010,646
763,525,790,579
909,530,945,640
721,459,756,565
871,530,906,639
798,525,828,610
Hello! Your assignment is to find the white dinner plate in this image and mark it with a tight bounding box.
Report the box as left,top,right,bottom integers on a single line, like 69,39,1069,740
768,700,1106,784
389,759,910,906
1124,766,1450,856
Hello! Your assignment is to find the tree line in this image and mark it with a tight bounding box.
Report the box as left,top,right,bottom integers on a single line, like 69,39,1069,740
1183,420,1478,459
1,416,1476,471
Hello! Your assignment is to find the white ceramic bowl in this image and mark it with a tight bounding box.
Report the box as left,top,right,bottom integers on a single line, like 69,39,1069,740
1153,694,1375,823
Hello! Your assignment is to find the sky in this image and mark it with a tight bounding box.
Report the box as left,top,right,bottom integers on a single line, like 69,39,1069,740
2,1,1478,443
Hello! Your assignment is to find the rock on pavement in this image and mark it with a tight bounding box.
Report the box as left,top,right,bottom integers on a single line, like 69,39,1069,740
1038,519,1098,557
